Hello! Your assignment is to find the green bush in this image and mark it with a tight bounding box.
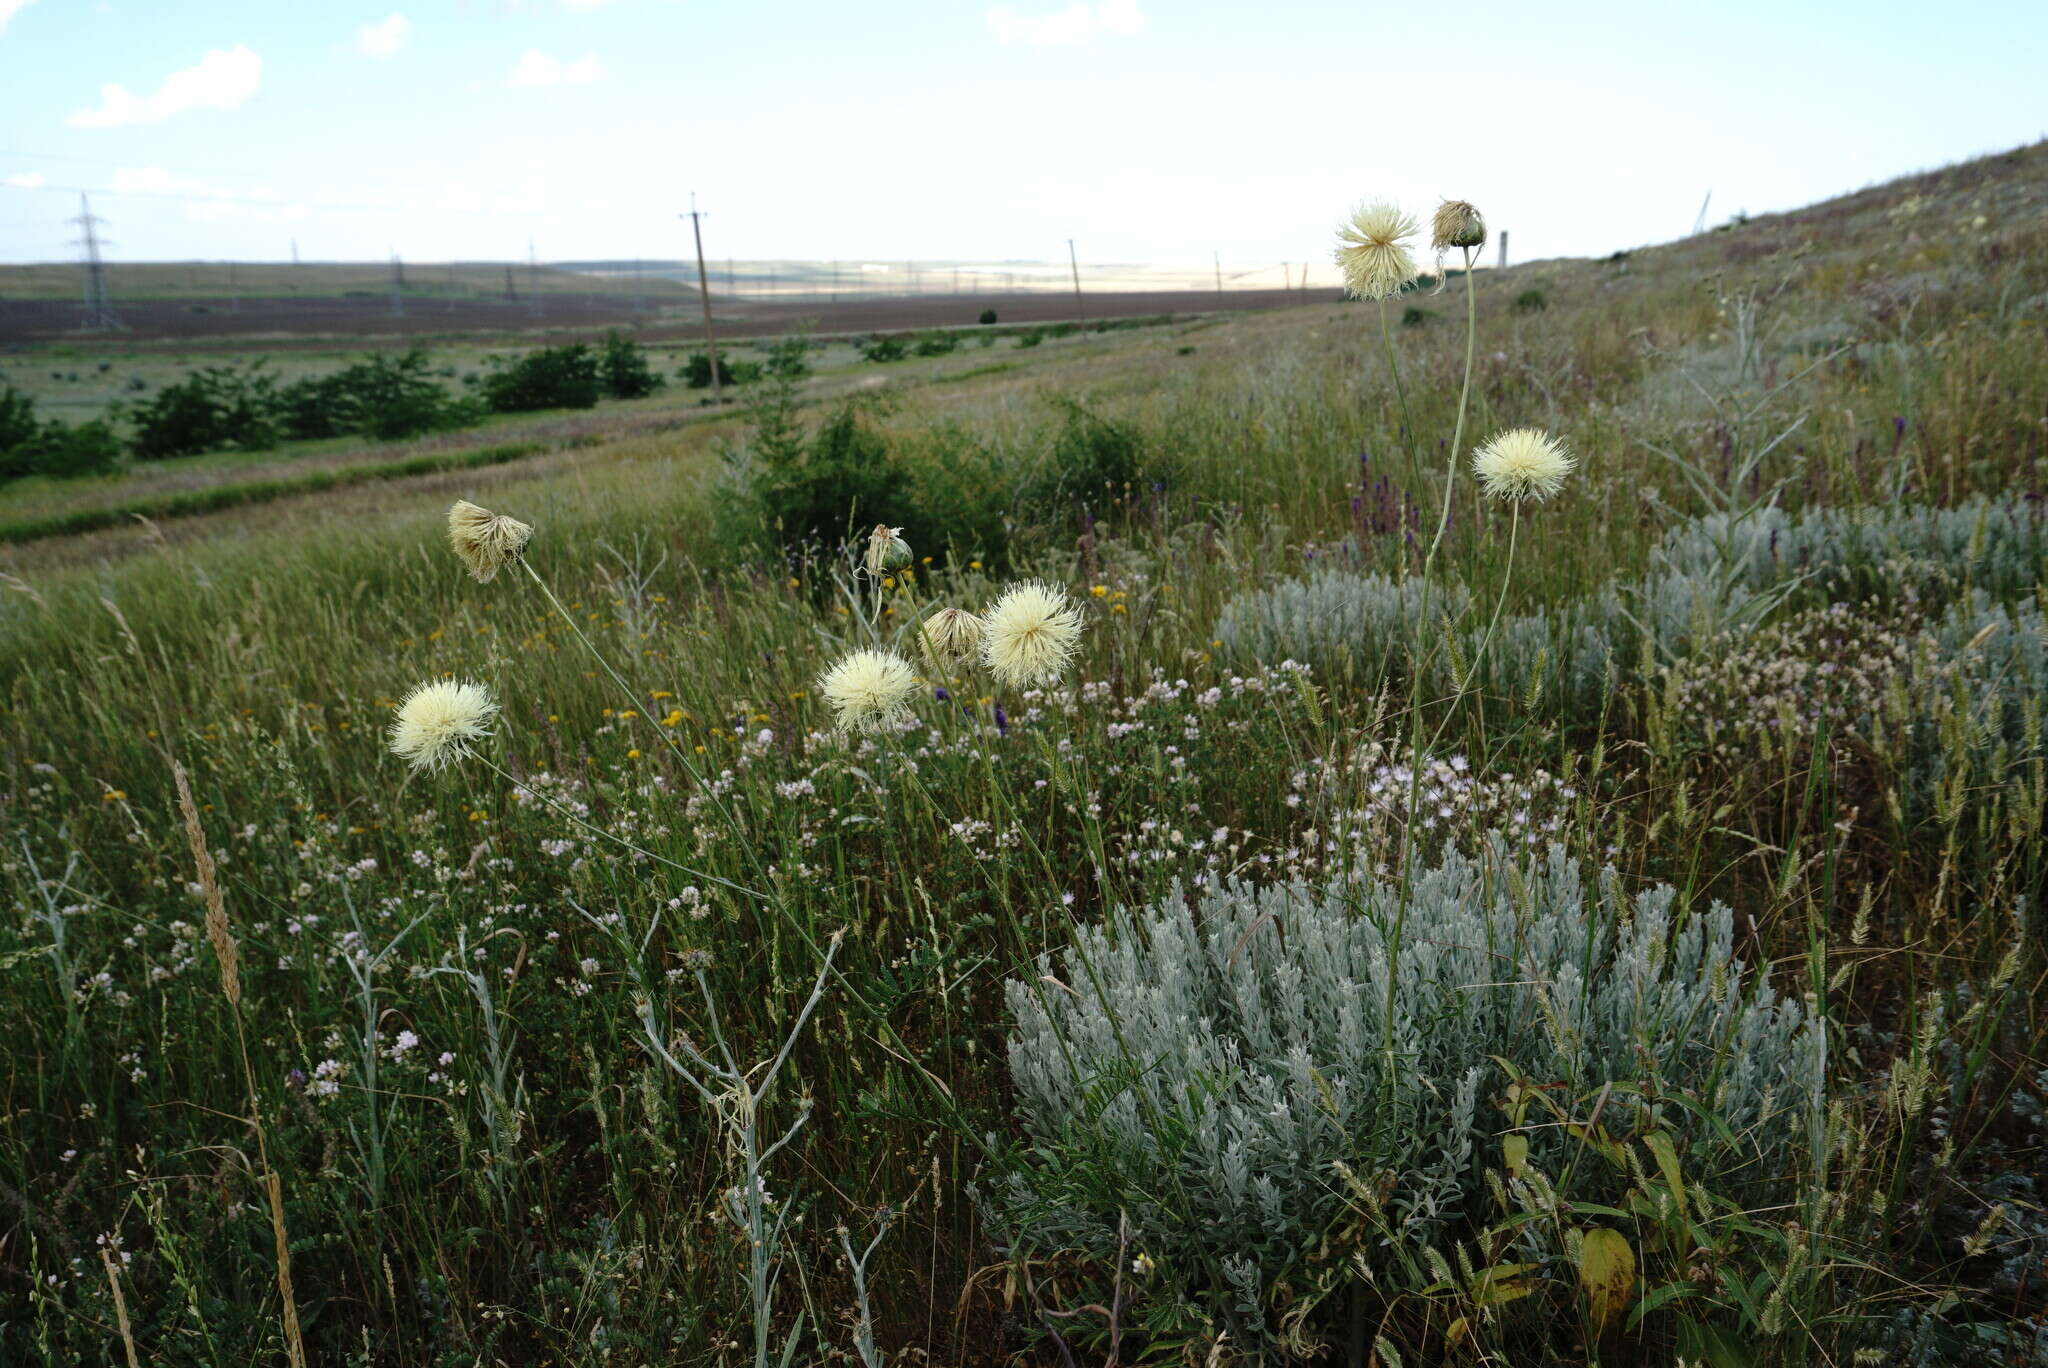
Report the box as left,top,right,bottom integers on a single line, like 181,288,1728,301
1514,288,1548,313
479,344,602,412
1027,397,1155,512
990,844,1823,1355
130,363,280,460
27,418,124,480
279,348,474,442
682,352,736,390
1015,329,1044,349
0,385,37,458
599,331,664,399
979,307,998,325
1400,305,1433,326
913,331,959,357
860,335,910,363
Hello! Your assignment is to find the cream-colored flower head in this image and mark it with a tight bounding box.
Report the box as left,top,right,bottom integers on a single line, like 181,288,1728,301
819,648,920,733
389,679,499,773
1472,428,1575,502
982,581,1084,689
447,500,534,582
864,525,912,577
920,607,983,671
1334,201,1420,301
1432,200,1486,252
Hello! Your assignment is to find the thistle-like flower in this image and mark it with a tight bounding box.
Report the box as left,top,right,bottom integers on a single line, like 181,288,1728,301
982,581,1084,689
1432,200,1486,252
819,648,919,733
1334,201,1420,301
447,500,534,582
864,525,912,577
389,680,499,772
919,607,983,670
1472,428,1575,502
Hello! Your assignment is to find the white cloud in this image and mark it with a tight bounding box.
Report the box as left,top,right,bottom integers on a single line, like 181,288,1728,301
0,0,38,38
68,46,263,128
2,171,46,188
355,13,410,58
508,49,604,86
987,0,1143,45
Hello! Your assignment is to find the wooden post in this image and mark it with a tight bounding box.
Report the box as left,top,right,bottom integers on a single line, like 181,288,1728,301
684,198,722,404
1067,238,1083,320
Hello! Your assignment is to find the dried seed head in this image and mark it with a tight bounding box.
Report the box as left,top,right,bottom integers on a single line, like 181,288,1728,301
819,648,920,733
1433,200,1487,252
864,525,912,576
447,500,534,582
389,679,499,772
1334,201,1420,301
1472,428,1576,502
982,581,1085,688
919,607,984,670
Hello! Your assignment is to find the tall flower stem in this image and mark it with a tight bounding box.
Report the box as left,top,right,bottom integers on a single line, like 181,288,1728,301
517,557,768,885
1424,248,1479,579
1376,296,1421,488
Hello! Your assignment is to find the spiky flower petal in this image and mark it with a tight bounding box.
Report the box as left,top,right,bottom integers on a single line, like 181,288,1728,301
1334,201,1420,301
819,648,920,733
982,582,1084,689
1432,200,1486,252
920,607,983,670
864,525,912,577
389,680,498,773
1472,428,1575,502
447,500,534,582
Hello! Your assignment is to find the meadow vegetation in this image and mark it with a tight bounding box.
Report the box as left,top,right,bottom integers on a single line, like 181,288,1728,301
3,142,2047,1365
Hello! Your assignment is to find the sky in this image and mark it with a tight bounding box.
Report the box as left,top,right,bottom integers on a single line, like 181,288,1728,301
1,0,2044,272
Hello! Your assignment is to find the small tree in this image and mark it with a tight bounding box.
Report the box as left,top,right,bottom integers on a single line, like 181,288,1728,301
683,352,735,390
599,331,664,399
978,307,998,326
479,344,602,412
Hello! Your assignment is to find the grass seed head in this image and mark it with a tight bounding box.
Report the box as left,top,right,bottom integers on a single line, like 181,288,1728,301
389,679,499,772
447,500,534,582
982,581,1084,688
819,648,920,733
1433,199,1487,251
920,607,984,670
1334,201,1420,301
1472,428,1576,502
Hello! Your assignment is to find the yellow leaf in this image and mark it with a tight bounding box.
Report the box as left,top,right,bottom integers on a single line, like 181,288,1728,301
1503,1135,1529,1180
1578,1228,1636,1338
1470,1262,1541,1307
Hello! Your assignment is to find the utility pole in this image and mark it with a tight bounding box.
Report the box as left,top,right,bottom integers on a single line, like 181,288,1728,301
1067,239,1083,320
291,237,301,267
504,264,518,304
1214,250,1222,298
528,240,543,318
683,194,723,405
1498,230,1508,270
831,260,839,304
70,194,119,331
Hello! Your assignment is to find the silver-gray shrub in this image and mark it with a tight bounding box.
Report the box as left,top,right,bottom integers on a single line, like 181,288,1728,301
1212,569,1470,684
988,843,1823,1351
1658,496,2048,606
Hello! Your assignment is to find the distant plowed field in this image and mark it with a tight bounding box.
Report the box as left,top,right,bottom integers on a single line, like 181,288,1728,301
0,285,1331,345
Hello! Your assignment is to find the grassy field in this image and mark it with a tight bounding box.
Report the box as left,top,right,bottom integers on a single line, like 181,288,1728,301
3,141,2047,1367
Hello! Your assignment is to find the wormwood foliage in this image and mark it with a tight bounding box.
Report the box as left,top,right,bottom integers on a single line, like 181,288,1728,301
991,843,1822,1354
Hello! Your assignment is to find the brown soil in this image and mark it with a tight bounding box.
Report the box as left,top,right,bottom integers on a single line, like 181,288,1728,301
0,286,1337,349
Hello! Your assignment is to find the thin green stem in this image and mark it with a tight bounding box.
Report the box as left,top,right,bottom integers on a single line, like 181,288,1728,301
1424,249,1479,578
1376,296,1421,488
